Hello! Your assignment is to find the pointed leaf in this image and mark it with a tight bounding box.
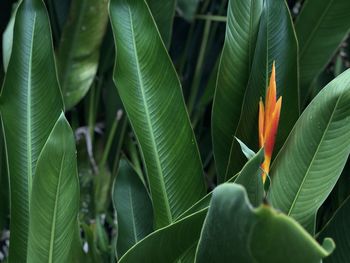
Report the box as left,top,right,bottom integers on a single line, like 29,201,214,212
269,69,350,233
27,114,79,263
318,196,350,262
224,0,299,179
112,159,153,258
195,184,334,263
109,0,206,228
56,0,109,109
296,0,350,104
0,0,63,261
211,0,263,183
177,0,200,21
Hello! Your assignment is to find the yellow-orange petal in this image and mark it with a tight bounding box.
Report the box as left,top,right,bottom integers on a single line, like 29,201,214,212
265,62,277,127
264,96,282,159
259,98,265,148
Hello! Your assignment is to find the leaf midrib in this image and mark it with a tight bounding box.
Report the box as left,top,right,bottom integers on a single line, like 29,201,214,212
48,153,65,262
298,0,335,58
287,94,342,216
128,185,138,243
127,6,172,224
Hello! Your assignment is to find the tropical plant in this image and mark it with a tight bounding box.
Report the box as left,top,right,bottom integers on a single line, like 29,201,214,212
1,0,350,262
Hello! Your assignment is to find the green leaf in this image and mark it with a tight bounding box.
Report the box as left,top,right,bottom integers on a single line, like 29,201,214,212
27,113,79,263
195,183,334,263
2,5,16,72
146,0,175,48
56,0,109,109
0,127,9,231
211,0,263,183
295,0,350,105
0,0,63,261
112,159,153,259
119,209,207,263
177,0,200,21
178,149,264,219
223,0,299,179
235,137,256,160
318,196,350,262
109,0,206,228
268,69,350,233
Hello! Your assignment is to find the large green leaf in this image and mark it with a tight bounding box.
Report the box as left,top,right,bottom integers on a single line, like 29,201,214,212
318,196,350,262
119,209,207,263
109,0,206,228
0,0,63,261
56,0,109,109
27,113,79,263
0,126,9,231
268,69,350,233
211,0,263,183
195,184,334,263
178,149,264,220
295,0,350,104
146,0,175,48
223,0,299,178
112,159,153,259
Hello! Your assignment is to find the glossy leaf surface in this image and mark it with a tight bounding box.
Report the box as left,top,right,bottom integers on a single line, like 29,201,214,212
224,0,299,178
195,184,334,263
0,0,63,261
27,114,79,263
109,0,205,228
296,0,350,103
269,69,350,233
212,0,263,182
112,159,153,259
57,0,109,109
119,209,207,263
146,0,175,48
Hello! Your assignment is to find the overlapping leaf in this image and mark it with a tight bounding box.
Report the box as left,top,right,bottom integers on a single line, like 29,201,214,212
0,0,63,261
112,159,153,258
109,0,205,228
212,0,263,183
222,0,299,179
295,0,350,104
146,0,175,48
318,196,350,262
195,184,334,263
269,69,350,233
27,114,79,263
56,0,109,109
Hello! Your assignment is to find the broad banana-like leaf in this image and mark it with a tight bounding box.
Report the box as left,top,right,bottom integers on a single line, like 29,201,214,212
112,159,153,259
295,0,350,104
211,0,263,183
178,149,264,220
27,113,79,263
56,0,109,109
177,0,200,21
109,0,206,228
318,196,350,262
146,0,175,48
195,184,334,263
119,209,207,263
222,0,299,179
268,69,350,233
0,0,63,261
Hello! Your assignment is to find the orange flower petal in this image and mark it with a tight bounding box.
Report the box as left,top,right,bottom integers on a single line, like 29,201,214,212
259,98,265,148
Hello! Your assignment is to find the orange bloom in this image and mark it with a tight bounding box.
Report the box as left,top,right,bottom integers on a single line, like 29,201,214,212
259,62,282,183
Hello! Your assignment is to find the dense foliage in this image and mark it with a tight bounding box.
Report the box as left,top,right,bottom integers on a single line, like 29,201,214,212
1,0,350,262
